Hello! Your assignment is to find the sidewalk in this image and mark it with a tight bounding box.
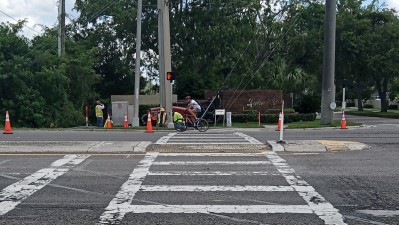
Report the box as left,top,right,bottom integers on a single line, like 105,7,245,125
0,141,151,154
0,140,371,154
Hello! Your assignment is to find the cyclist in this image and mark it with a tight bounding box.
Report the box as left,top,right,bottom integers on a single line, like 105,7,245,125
173,111,185,132
185,96,201,125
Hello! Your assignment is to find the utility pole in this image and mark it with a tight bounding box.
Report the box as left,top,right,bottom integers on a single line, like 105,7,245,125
58,0,65,57
132,0,143,127
321,0,336,124
158,0,174,128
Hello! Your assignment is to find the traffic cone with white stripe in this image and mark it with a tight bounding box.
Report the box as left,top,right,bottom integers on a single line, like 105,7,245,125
104,114,113,128
340,111,347,129
145,111,154,133
276,112,282,131
3,111,13,134
124,114,128,128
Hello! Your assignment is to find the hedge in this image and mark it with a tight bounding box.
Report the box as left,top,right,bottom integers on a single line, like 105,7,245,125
231,113,316,124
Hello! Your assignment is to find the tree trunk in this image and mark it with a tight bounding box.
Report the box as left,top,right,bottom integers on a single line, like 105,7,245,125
380,78,388,112
355,82,363,111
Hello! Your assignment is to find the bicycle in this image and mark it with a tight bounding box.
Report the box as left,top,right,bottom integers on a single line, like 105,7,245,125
175,113,209,132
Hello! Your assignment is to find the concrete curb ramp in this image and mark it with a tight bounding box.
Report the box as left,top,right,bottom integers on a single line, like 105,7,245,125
268,140,371,152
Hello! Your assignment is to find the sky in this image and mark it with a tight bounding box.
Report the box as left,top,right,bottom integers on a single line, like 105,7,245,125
0,0,77,39
0,0,398,39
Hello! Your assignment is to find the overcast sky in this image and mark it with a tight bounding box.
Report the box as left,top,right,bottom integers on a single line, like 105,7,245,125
0,0,398,39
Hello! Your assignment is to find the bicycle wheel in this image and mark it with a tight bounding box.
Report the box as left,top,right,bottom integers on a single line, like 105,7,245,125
195,119,209,132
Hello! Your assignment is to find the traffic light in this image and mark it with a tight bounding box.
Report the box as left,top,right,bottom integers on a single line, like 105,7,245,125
166,71,175,81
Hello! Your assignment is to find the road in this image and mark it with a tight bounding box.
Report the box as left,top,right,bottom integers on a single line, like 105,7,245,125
0,114,398,224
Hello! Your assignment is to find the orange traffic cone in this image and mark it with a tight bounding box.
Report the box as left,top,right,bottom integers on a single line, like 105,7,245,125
124,114,128,128
340,111,347,129
3,111,13,134
276,112,282,131
145,111,154,133
105,114,112,128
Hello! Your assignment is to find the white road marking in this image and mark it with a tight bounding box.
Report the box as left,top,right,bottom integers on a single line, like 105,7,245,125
155,133,176,144
98,152,158,224
152,161,271,165
158,153,265,156
139,185,294,192
0,160,11,165
357,210,399,217
126,205,314,214
235,132,264,144
0,155,89,216
344,215,390,225
148,171,281,176
266,152,347,225
163,142,259,144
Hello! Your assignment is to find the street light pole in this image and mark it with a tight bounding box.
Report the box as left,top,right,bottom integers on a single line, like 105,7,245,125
132,0,143,127
321,0,336,124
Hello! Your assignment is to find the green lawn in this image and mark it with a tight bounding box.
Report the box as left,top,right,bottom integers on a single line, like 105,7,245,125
285,120,361,129
345,107,399,118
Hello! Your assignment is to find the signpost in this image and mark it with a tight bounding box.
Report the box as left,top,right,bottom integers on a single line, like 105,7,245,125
215,109,226,127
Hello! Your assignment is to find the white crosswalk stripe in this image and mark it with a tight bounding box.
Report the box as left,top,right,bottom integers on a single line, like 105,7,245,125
156,132,263,145
98,151,347,225
0,155,90,216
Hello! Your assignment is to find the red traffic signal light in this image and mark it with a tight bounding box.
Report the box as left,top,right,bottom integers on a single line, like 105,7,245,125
166,71,175,81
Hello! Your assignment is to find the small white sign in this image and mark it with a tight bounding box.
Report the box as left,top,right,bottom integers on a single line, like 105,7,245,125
215,109,225,115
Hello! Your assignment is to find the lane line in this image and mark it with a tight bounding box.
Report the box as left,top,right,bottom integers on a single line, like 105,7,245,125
266,152,347,225
148,171,281,176
125,205,313,214
98,152,158,224
139,185,294,192
152,161,271,165
0,155,90,216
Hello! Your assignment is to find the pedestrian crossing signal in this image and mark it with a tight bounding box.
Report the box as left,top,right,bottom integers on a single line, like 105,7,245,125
166,72,175,81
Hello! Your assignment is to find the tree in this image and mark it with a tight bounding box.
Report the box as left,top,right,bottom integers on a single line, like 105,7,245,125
365,8,399,112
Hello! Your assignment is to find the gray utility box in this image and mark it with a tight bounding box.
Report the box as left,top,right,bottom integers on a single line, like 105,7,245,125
112,101,134,126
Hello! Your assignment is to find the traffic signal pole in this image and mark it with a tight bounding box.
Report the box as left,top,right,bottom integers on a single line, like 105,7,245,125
158,0,174,128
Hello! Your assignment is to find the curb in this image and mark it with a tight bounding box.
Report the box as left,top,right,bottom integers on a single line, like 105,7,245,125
267,140,371,152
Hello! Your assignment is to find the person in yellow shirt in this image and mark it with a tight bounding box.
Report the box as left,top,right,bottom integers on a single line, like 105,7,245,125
95,100,105,127
173,111,185,132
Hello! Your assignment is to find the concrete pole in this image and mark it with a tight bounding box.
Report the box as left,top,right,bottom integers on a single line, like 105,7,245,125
162,0,174,128
320,0,336,124
58,0,65,57
158,0,173,128
158,0,165,109
132,0,143,127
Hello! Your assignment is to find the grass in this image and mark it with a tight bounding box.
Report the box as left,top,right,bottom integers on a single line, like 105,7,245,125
285,120,361,129
345,107,399,118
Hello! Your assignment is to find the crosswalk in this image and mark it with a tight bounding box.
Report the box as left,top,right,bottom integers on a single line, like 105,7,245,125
98,152,347,225
156,132,263,145
0,144,347,224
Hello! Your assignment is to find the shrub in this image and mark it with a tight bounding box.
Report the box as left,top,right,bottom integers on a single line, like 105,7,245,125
364,104,373,108
232,113,316,124
346,102,355,107
266,108,295,114
388,104,398,110
294,94,321,113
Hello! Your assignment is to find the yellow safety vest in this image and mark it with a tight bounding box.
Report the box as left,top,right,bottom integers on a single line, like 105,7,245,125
95,105,103,117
